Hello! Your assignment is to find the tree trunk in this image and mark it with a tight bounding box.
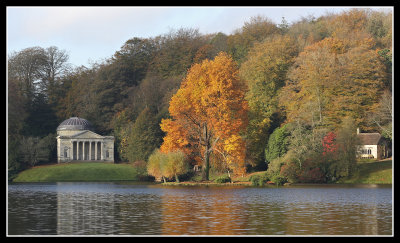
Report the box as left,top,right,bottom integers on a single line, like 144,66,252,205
202,150,210,181
201,123,210,181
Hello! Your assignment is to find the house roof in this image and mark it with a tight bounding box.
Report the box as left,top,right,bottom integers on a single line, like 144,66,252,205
357,133,382,145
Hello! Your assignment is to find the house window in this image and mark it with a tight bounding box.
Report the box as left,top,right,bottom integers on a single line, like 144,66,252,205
361,148,372,155
106,151,109,158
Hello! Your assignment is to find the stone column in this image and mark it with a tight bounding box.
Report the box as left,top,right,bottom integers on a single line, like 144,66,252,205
75,141,78,160
80,141,82,160
84,141,87,160
77,141,80,160
70,141,73,161
100,142,104,161
95,141,98,160
57,138,61,163
89,140,92,160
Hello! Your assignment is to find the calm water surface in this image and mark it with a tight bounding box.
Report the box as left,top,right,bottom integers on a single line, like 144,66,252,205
7,182,392,235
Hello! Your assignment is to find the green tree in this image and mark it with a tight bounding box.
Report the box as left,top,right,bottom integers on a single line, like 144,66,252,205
377,48,392,91
22,93,59,137
149,28,206,78
164,150,188,182
123,107,163,162
240,35,298,166
369,89,392,140
265,124,290,164
146,149,188,182
147,149,168,182
329,117,359,180
227,15,279,64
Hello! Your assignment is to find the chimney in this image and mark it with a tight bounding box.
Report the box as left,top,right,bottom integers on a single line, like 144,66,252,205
357,128,360,134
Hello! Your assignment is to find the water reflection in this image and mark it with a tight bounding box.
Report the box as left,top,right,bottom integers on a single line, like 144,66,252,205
8,185,58,235
7,183,392,235
158,185,392,235
55,182,163,235
161,186,249,235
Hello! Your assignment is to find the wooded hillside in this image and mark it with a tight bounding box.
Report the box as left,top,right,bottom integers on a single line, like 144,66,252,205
8,9,392,182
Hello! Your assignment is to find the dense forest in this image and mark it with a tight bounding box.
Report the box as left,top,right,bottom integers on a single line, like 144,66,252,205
8,9,392,183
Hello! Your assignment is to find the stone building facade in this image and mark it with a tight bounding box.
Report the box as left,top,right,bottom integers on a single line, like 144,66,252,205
56,117,114,163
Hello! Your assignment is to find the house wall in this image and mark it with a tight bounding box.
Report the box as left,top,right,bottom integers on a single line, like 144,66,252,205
103,138,114,162
57,138,73,163
357,145,378,159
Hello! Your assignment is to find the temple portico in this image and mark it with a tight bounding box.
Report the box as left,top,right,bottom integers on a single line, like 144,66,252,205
56,117,114,163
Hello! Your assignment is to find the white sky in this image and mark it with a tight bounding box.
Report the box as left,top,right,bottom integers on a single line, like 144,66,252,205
6,6,391,67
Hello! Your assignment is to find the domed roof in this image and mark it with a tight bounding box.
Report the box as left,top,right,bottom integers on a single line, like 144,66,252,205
57,117,93,131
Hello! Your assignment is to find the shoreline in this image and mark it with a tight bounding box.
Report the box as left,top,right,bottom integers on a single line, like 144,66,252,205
10,159,392,185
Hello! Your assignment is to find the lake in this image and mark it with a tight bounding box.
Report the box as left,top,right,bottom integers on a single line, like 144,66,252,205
7,182,392,236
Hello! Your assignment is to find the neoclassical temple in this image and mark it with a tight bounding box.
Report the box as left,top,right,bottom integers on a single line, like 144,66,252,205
56,117,114,163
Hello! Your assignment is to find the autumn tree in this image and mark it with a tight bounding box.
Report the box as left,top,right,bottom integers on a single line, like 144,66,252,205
160,52,248,180
280,37,386,130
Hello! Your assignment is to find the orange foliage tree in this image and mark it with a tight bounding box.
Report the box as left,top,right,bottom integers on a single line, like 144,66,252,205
160,52,249,180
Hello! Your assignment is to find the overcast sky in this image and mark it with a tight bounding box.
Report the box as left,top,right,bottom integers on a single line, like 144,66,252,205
6,6,391,67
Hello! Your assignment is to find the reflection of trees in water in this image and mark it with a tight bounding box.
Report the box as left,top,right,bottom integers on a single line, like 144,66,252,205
281,202,382,235
57,192,117,234
56,187,163,235
160,186,391,235
8,191,58,235
160,186,250,235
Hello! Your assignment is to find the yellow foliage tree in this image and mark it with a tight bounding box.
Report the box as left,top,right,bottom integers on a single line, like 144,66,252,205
160,52,248,180
279,37,386,130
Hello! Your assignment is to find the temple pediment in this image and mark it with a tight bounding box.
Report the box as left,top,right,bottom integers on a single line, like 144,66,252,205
69,130,106,139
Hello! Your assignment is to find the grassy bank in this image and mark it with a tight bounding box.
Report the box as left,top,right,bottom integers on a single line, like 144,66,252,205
12,159,392,184
338,159,392,184
12,162,142,182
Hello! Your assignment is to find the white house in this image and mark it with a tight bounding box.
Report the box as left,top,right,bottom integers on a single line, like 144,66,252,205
356,128,388,160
